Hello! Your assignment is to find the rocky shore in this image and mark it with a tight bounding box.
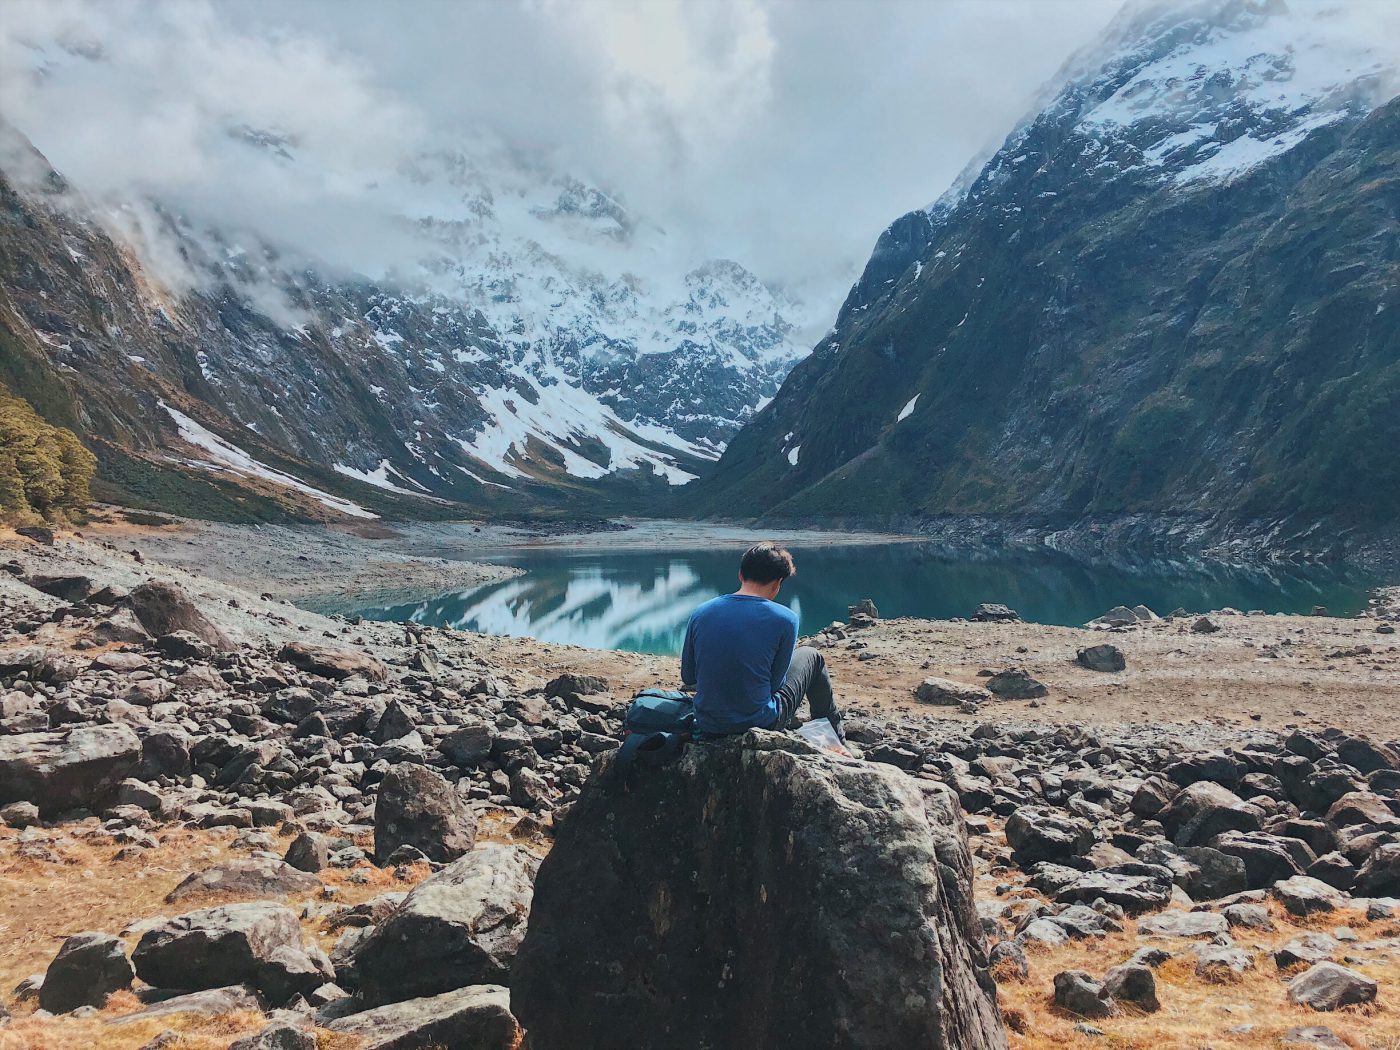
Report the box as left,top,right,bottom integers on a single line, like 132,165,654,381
1,526,1397,1048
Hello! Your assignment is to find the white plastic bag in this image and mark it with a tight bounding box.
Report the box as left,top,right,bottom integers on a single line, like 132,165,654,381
795,718,854,758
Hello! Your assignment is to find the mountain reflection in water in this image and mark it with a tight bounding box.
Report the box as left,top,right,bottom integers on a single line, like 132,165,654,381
343,544,1381,656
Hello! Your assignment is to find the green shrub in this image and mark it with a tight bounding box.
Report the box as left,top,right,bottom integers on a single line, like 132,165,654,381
0,386,96,523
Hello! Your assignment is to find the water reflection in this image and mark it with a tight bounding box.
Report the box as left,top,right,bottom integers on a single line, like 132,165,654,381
345,543,1382,656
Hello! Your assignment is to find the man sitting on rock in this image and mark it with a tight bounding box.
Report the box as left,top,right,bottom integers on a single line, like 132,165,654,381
680,542,844,741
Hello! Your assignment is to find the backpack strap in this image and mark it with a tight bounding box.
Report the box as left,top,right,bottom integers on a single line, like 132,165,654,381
615,731,687,776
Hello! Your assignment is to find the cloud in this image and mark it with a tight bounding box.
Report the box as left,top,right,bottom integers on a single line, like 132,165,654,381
0,0,1236,328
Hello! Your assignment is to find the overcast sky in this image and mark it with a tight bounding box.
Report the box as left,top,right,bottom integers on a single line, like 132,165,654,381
0,0,1124,318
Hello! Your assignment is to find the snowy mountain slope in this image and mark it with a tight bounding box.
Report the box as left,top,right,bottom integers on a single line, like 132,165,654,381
0,42,810,517
692,0,1400,548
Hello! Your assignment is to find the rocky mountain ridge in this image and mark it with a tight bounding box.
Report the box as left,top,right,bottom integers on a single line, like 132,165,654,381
0,118,809,521
689,0,1400,562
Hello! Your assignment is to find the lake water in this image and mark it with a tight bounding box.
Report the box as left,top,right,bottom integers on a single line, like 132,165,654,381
343,543,1382,655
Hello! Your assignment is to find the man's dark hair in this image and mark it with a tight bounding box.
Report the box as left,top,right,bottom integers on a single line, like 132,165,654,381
739,542,796,584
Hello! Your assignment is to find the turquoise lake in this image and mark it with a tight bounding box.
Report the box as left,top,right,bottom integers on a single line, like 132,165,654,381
343,543,1382,655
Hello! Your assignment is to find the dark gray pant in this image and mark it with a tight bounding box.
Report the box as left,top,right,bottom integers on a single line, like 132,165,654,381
772,646,838,730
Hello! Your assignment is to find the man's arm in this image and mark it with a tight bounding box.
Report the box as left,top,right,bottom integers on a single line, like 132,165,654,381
769,615,796,696
680,615,698,688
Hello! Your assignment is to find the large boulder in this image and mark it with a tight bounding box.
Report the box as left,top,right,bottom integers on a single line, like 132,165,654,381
131,902,333,1006
326,985,521,1050
280,642,387,683
0,724,141,816
915,677,992,706
1158,781,1261,847
355,844,539,1005
125,582,231,649
39,932,134,1012
513,730,1009,1050
165,858,322,903
373,764,477,864
1004,807,1093,865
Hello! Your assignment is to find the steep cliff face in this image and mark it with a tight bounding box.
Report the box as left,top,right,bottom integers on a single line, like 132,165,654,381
0,122,808,521
689,0,1400,548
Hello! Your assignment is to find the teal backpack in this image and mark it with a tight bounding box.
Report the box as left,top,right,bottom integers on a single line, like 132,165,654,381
616,689,694,772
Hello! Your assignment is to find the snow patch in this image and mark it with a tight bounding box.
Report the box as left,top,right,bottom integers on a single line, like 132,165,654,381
787,444,801,466
897,395,920,422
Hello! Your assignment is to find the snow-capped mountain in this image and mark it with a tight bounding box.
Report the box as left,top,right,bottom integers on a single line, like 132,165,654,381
692,0,1400,554
0,113,810,517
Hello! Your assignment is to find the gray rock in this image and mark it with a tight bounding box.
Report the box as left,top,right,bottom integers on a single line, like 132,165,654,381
1052,970,1118,1018
109,985,263,1024
279,642,387,683
1137,911,1228,939
1101,964,1159,1012
228,1022,316,1050
132,902,332,1006
1192,944,1254,978
1158,781,1261,847
0,724,142,816
1004,807,1093,865
165,858,321,902
1222,902,1274,931
1275,933,1338,970
985,669,1048,699
373,764,476,864
1279,1026,1351,1048
438,722,495,766
326,985,521,1050
914,677,992,706
971,604,1020,623
1076,644,1125,672
356,843,538,1005
125,582,231,649
284,832,330,874
513,730,1010,1050
1273,875,1348,916
1286,962,1378,1011
39,932,134,1012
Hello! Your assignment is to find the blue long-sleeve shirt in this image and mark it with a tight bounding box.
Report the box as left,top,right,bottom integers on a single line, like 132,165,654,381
680,593,797,734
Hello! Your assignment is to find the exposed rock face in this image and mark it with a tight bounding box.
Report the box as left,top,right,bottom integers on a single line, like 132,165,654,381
0,724,141,815
513,730,1009,1050
373,764,477,863
355,844,539,1005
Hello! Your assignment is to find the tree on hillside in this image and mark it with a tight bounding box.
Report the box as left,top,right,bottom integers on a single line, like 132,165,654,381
0,386,96,523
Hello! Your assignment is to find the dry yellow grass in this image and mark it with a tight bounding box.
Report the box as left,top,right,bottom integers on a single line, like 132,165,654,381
997,897,1397,1050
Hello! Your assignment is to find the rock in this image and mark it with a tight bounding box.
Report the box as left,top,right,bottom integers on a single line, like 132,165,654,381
0,645,76,682
1222,903,1274,931
125,582,231,649
1211,830,1311,888
1326,790,1400,829
373,764,477,864
88,609,152,646
1336,736,1399,773
1005,807,1093,865
154,631,213,661
988,940,1028,979
0,801,40,828
439,722,495,766
914,676,993,706
514,731,1009,1050
1273,875,1347,916
326,985,520,1050
1137,911,1228,939
1076,644,1125,672
1052,970,1118,1019
544,673,608,700
279,642,387,682
0,724,141,816
228,1022,316,1050
355,844,538,1005
166,858,321,902
971,603,1020,623
1279,1027,1350,1049
1286,962,1378,1011
1101,964,1159,1012
1355,841,1400,895
1192,944,1254,979
1274,934,1338,970
985,669,1047,699
1055,869,1173,915
1157,781,1260,847
509,766,551,810
39,932,134,1012
285,832,330,873
23,574,95,602
15,524,55,545
1191,617,1219,634
132,902,333,1006
1090,606,1140,628
108,985,263,1024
